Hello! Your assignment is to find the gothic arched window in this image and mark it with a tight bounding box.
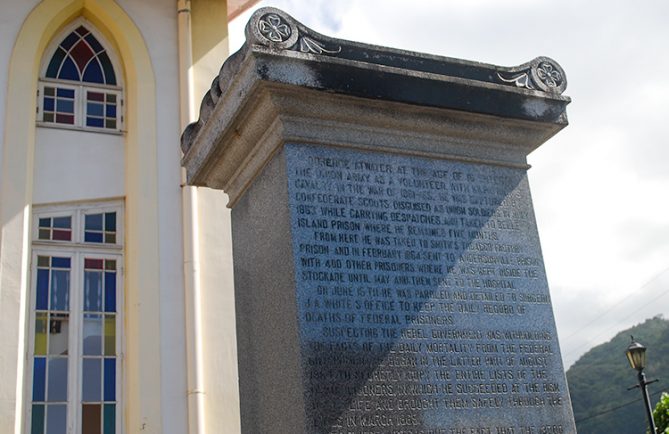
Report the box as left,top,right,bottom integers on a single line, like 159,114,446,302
38,24,122,131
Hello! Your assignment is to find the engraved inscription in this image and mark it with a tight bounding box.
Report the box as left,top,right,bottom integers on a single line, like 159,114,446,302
286,144,571,433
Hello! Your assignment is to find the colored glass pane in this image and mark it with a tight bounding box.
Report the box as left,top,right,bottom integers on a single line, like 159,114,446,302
98,52,116,86
85,34,104,54
34,313,48,355
86,214,103,231
59,57,80,81
104,213,116,231
50,270,69,311
43,98,55,111
104,273,116,313
47,358,68,402
87,117,105,128
85,232,104,243
46,405,67,434
88,92,104,102
104,233,116,243
103,359,115,401
52,217,71,229
104,316,115,356
105,119,117,130
31,404,45,434
84,270,103,312
82,404,102,434
46,48,66,78
71,40,94,71
37,256,49,267
56,99,74,113
83,314,103,355
85,259,104,270
104,260,116,271
106,94,116,103
75,26,89,36
36,269,49,310
51,257,70,268
106,105,116,118
55,113,75,124
61,32,80,50
87,102,104,116
48,314,68,355
103,404,115,434
44,87,55,97
39,229,51,240
82,359,102,401
56,88,74,98
43,113,54,122
83,60,105,84
51,230,71,241
32,357,46,401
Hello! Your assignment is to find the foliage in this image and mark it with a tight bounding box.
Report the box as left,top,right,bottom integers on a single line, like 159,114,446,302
653,392,669,434
566,316,669,434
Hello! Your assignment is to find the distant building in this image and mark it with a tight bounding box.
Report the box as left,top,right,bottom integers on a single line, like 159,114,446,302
0,1,256,433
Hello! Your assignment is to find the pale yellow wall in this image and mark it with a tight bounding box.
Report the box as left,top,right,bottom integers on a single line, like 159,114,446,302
0,0,166,432
190,1,242,432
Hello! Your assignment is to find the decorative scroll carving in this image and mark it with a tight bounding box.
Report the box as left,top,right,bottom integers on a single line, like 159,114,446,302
247,7,341,56
497,57,567,95
498,72,535,90
299,36,342,54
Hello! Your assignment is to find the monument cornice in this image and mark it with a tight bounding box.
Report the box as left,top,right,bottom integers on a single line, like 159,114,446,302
181,7,571,206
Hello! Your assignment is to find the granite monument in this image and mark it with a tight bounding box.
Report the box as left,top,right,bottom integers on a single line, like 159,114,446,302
181,7,576,434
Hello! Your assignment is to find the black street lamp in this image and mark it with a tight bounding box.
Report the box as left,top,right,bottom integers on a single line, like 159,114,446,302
626,337,658,434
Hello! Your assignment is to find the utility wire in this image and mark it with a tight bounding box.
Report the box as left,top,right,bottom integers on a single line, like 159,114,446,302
562,267,669,341
574,389,665,423
564,281,669,358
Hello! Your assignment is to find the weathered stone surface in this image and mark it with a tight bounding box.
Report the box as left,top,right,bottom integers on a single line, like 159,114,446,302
285,143,573,433
181,7,575,434
181,7,570,204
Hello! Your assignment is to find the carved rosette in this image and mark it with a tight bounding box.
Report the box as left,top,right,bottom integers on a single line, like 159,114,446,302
498,56,567,95
246,7,341,55
529,57,566,93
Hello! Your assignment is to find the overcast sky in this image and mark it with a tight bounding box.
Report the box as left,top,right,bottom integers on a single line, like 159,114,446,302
229,0,669,368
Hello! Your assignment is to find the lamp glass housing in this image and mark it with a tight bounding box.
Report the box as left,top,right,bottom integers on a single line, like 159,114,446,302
626,341,647,370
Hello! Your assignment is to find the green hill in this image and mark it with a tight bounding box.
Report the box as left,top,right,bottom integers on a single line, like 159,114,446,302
566,316,669,433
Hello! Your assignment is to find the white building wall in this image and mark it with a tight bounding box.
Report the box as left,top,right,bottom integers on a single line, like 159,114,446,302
33,128,125,203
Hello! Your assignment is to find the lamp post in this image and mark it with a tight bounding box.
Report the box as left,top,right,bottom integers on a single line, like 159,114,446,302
626,337,658,434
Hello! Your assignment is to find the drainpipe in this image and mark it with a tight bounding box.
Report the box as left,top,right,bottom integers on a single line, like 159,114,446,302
177,1,205,434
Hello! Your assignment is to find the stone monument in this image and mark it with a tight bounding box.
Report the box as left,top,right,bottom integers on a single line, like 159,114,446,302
181,7,576,434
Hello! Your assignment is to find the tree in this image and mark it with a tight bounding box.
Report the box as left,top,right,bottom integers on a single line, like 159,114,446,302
653,392,669,434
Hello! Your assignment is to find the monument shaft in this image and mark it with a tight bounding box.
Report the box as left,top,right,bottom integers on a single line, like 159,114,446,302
181,7,576,434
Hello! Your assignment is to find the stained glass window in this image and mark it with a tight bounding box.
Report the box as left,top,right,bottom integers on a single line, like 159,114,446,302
39,23,122,131
41,86,76,125
84,212,117,244
31,255,71,434
86,91,118,130
38,215,72,241
82,258,117,434
45,26,116,85
30,204,122,434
